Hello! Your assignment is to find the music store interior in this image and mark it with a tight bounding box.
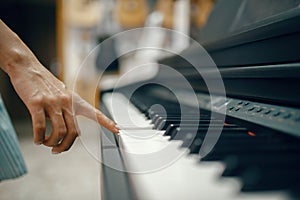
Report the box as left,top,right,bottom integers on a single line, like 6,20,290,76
1,0,300,200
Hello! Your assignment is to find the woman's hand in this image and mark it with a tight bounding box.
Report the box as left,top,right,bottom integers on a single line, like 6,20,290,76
0,19,119,154
8,59,119,154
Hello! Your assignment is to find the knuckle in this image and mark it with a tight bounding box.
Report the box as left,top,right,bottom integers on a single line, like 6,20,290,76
29,95,44,106
46,95,57,104
60,93,71,105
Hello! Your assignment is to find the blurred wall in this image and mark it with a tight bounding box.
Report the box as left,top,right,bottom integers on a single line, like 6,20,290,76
0,0,56,120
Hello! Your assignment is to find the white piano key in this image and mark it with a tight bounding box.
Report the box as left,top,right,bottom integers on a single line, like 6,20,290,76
103,93,152,128
116,124,154,130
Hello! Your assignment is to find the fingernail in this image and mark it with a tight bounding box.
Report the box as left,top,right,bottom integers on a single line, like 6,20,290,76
51,150,60,154
115,124,121,129
34,141,42,145
114,127,120,133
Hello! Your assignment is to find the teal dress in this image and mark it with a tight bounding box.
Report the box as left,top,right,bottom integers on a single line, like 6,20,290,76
0,95,27,181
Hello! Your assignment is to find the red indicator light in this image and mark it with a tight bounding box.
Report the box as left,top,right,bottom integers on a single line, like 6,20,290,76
248,131,256,137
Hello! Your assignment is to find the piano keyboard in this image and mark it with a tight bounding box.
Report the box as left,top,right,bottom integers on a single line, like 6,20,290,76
102,91,300,200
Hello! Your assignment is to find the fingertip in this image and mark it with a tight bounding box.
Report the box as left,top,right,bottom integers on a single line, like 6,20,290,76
83,107,119,133
108,121,120,134
42,137,52,147
33,129,46,145
34,135,45,145
112,126,120,134
51,146,63,154
34,141,43,145
115,124,121,129
51,149,61,154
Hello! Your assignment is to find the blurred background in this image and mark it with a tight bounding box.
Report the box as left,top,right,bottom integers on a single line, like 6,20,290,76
0,0,214,199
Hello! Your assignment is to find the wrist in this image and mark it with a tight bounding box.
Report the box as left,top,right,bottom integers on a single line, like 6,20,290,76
2,47,38,78
0,20,38,77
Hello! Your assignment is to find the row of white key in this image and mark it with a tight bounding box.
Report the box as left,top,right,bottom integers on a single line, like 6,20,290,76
102,92,289,200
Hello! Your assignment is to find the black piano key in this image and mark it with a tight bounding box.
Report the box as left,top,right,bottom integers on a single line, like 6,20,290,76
150,112,208,119
152,115,204,126
172,124,245,135
172,126,248,142
156,119,224,130
153,115,211,126
165,124,180,136
169,126,208,140
164,123,238,136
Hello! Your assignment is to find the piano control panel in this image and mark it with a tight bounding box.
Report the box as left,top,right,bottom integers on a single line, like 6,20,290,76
177,91,300,138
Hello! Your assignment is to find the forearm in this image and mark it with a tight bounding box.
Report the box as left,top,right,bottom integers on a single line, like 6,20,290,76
0,19,39,77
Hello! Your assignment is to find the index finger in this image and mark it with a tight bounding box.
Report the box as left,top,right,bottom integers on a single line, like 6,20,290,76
73,94,119,133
